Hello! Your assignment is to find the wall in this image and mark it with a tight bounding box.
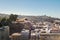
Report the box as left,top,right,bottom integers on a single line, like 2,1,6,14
0,26,9,40
40,33,60,40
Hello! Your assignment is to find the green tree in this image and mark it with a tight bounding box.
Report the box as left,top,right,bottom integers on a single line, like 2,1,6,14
0,17,7,26
9,14,18,21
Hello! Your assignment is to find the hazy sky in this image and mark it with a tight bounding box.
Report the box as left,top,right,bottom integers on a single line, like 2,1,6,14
0,0,60,18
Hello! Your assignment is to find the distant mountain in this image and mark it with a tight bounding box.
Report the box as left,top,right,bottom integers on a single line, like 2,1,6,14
0,13,60,23
0,13,9,18
18,15,60,23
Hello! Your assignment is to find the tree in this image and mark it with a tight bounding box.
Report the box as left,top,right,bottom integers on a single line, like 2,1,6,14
0,22,2,27
0,17,7,26
9,14,18,21
6,19,11,25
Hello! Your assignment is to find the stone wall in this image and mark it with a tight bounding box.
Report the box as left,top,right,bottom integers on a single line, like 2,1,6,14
40,33,60,40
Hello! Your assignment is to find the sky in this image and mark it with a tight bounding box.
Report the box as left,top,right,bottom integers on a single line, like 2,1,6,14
0,0,60,18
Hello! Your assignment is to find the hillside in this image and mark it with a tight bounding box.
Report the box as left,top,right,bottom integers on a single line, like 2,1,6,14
0,13,60,23
1,13,60,34
18,15,60,23
0,13,9,18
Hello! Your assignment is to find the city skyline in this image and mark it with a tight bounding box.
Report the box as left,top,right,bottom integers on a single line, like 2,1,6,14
0,0,60,18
